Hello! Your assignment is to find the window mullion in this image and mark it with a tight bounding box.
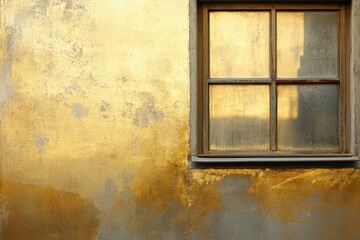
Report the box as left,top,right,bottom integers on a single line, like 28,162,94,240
270,9,277,151
339,6,346,152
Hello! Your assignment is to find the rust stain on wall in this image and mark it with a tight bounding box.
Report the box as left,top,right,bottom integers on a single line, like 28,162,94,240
0,177,99,240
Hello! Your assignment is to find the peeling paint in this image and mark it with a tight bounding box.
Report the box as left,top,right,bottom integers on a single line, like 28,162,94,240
134,92,164,128
65,0,73,10
71,103,87,119
0,26,16,116
35,137,49,154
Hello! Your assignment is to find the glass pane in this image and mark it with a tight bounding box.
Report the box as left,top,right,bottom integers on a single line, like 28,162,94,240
209,12,270,78
277,12,339,79
277,84,339,150
209,85,270,150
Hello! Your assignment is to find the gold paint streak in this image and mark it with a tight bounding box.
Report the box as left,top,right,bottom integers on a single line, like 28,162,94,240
191,169,261,185
248,169,360,224
117,158,223,239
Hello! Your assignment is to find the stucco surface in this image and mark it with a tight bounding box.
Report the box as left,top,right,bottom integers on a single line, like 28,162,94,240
0,0,360,239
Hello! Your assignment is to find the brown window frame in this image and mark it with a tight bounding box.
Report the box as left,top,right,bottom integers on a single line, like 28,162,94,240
197,3,351,158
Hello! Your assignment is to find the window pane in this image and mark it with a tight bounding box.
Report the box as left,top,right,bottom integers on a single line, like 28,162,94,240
277,12,339,79
209,85,270,150
277,84,339,150
209,12,270,78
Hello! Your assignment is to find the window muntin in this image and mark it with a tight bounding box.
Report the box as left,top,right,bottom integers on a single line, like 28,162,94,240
200,4,348,155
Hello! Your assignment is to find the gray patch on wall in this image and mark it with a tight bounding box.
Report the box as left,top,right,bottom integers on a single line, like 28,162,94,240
35,138,49,154
0,27,17,118
65,0,73,9
94,179,118,210
134,92,164,128
0,7,37,118
0,72,14,115
72,103,87,119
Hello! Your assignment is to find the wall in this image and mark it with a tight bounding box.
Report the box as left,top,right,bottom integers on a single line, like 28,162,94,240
0,0,360,239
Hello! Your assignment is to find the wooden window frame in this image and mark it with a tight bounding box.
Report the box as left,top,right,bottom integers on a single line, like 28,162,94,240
197,3,351,158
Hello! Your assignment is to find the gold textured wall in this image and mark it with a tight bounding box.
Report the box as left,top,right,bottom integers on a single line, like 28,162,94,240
1,0,360,239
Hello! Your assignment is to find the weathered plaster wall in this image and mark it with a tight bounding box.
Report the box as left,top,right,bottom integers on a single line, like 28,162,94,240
0,0,359,239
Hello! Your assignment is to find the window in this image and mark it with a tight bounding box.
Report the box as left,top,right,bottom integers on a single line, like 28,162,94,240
196,3,353,159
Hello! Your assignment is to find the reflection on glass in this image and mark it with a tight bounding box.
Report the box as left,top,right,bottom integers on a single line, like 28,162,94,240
277,12,338,78
210,12,270,78
277,84,339,150
209,85,270,150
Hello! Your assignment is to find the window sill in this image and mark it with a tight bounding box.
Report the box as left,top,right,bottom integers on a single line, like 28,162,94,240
189,155,359,169
191,155,358,162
